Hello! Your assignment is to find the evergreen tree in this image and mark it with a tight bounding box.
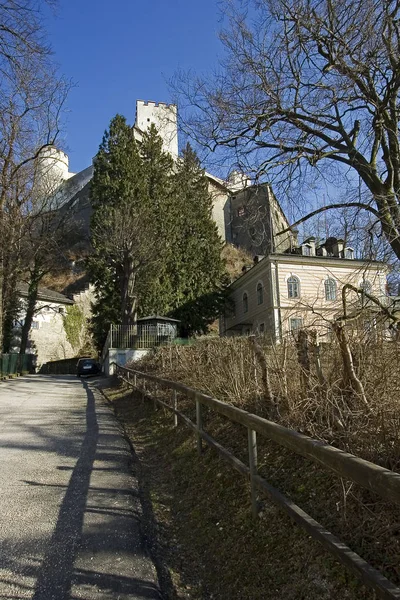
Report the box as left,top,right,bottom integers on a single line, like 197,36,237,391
88,116,174,348
167,144,227,335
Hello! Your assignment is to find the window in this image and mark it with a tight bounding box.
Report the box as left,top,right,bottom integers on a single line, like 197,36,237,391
290,317,303,332
360,279,372,293
257,282,263,305
287,275,300,298
302,244,311,256
237,206,245,217
31,321,39,330
360,279,372,306
59,306,65,314
243,292,248,313
325,278,337,301
345,248,354,259
259,323,265,334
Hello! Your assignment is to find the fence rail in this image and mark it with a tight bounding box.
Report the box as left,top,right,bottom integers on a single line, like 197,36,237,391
116,363,400,600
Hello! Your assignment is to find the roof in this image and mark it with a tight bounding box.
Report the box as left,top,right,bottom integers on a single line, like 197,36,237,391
137,315,180,323
17,282,74,305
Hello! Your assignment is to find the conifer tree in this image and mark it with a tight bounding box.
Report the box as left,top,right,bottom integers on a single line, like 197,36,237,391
167,144,227,335
88,116,174,348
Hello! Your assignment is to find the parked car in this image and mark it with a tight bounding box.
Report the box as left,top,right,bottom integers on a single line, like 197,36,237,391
76,358,101,377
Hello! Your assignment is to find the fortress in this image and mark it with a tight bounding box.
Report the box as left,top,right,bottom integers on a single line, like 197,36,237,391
36,99,293,257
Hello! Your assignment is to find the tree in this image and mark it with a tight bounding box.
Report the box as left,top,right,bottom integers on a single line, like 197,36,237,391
88,116,174,348
174,0,400,261
0,0,69,351
166,144,227,335
17,201,82,355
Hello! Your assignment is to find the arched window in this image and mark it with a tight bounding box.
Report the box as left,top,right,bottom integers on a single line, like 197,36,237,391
243,292,248,313
325,278,337,301
257,282,263,305
287,275,300,299
345,247,354,259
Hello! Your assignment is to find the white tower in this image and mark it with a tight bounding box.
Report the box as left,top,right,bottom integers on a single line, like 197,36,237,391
135,100,178,157
36,146,74,195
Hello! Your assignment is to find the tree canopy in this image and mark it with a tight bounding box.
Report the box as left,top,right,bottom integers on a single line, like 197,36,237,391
88,118,226,349
174,0,400,261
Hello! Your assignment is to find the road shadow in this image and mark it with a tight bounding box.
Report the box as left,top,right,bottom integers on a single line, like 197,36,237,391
31,381,98,599
22,380,162,600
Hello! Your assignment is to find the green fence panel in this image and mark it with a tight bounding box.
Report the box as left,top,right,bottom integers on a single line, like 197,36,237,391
1,354,9,376
0,353,35,376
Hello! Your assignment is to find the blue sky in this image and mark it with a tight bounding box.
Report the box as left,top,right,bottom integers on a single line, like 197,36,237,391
45,0,223,173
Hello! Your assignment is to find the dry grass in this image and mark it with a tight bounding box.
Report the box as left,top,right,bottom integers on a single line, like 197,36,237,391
106,382,371,600
127,335,400,590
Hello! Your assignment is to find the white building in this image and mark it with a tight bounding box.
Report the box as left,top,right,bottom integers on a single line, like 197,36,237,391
221,241,389,342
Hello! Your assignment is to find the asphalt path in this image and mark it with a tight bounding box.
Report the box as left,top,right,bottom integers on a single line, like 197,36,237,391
0,375,162,600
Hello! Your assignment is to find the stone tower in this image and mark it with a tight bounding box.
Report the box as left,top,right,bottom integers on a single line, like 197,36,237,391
134,100,178,157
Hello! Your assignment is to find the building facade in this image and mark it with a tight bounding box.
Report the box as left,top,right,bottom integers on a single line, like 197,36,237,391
221,249,388,342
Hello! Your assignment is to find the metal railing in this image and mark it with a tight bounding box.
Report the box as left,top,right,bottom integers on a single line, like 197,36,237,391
116,363,400,600
103,323,177,355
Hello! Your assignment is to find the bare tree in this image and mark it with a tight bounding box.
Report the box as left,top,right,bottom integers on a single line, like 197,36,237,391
0,0,70,351
174,0,400,260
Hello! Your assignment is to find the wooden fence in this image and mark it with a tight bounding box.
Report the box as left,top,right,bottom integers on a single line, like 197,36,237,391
116,363,400,600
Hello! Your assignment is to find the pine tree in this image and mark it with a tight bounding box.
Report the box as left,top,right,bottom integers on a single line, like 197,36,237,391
167,144,227,335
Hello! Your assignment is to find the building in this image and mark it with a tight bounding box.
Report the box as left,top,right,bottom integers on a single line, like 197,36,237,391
34,100,295,257
224,179,294,255
221,240,389,342
13,283,95,367
35,100,230,244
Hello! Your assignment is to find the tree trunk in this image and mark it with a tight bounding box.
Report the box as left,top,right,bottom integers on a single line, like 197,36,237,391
249,336,275,413
19,276,39,355
295,329,311,395
332,322,370,410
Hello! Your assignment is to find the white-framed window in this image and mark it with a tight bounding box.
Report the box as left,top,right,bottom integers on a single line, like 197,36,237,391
325,278,337,301
360,278,372,306
345,247,354,259
243,292,249,313
257,282,263,305
302,244,311,256
31,321,39,330
360,279,372,293
287,275,300,298
290,317,303,332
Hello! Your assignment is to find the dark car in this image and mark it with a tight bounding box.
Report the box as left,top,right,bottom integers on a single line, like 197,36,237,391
77,358,101,377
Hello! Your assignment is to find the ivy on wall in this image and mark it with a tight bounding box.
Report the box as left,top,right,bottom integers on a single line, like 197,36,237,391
63,305,85,351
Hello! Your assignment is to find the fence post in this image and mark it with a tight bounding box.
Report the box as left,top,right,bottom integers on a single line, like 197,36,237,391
248,428,258,518
110,324,113,349
195,394,203,455
173,389,178,427
153,382,158,410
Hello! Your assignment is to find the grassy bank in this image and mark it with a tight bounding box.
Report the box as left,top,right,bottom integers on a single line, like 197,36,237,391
104,379,377,600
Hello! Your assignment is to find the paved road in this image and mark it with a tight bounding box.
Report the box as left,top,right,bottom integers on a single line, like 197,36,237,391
0,375,162,600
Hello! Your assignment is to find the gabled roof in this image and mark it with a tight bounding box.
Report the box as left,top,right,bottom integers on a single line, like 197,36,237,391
17,282,74,305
